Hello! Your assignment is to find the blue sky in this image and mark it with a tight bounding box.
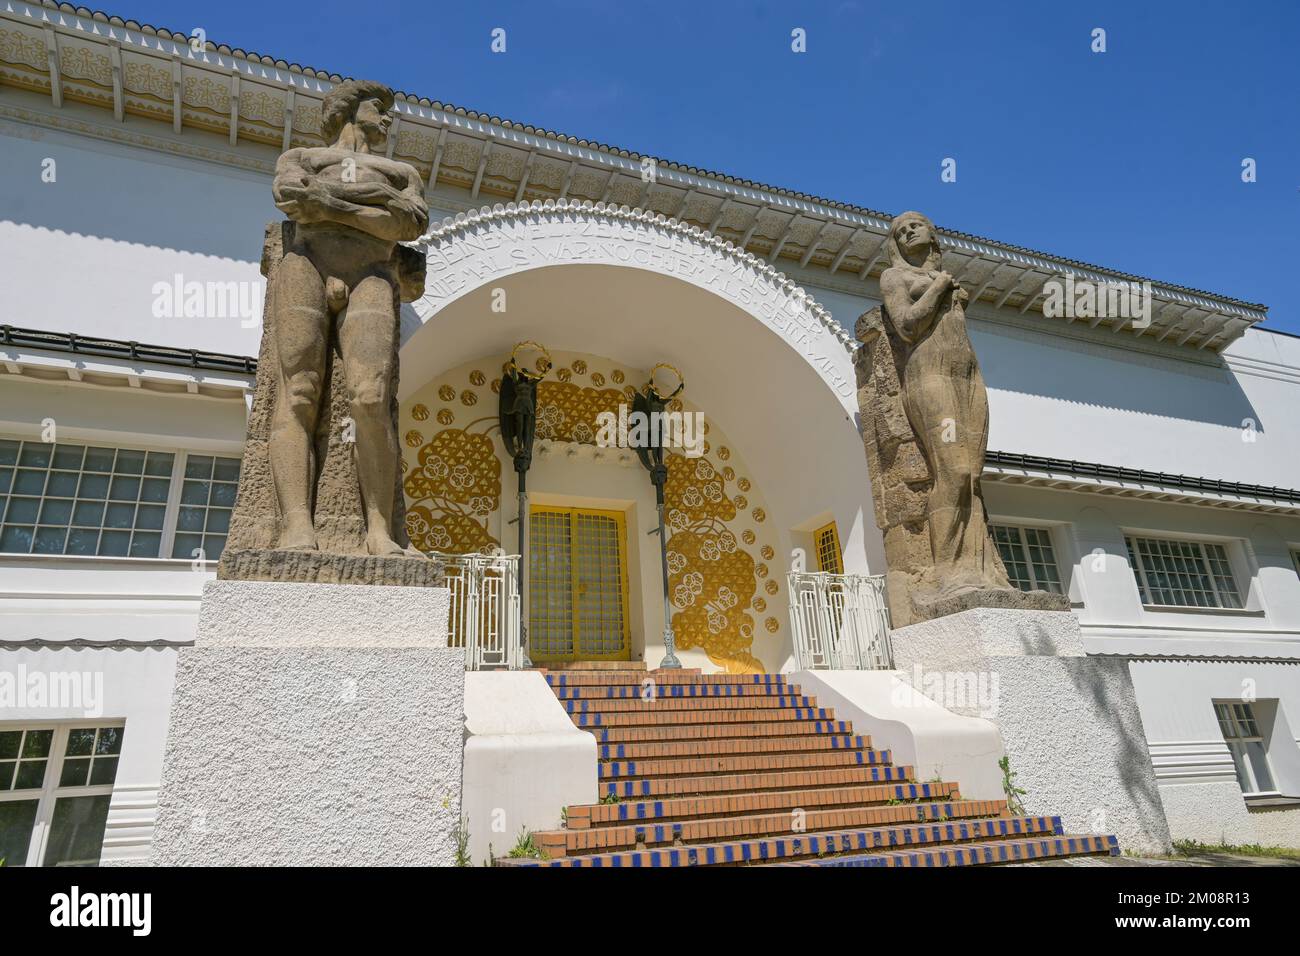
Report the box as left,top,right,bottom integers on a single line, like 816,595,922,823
126,0,1298,331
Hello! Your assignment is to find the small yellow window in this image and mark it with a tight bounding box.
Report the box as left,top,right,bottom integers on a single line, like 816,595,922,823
814,522,843,574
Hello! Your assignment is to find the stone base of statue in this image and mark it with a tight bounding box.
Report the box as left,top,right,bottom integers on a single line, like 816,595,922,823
889,607,1171,855
217,547,445,588
151,580,464,866
909,583,1069,624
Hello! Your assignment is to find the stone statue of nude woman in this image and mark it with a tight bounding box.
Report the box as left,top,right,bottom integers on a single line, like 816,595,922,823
268,79,429,556
878,211,1010,599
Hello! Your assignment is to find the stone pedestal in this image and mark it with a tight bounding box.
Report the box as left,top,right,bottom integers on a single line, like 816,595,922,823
152,580,464,866
890,608,1172,855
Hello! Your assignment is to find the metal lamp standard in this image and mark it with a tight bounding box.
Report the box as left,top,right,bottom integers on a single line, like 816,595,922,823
633,363,686,670
497,341,552,669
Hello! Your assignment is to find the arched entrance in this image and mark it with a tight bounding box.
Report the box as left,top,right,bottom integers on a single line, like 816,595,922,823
397,200,880,673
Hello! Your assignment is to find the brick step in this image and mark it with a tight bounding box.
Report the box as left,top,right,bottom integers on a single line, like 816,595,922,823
537,798,1009,857
535,662,652,672
553,683,803,700
568,780,961,829
544,672,784,687
564,694,818,714
574,706,834,729
599,733,872,761
775,833,1121,867
590,719,855,744
601,763,913,799
500,814,1064,867
599,748,892,780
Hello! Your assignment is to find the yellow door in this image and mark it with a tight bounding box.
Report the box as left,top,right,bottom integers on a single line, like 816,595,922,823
529,506,631,662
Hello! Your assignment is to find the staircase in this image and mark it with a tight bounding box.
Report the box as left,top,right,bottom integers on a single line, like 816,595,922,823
497,664,1121,867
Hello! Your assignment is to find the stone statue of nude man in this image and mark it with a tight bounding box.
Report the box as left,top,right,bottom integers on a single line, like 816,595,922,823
269,79,429,555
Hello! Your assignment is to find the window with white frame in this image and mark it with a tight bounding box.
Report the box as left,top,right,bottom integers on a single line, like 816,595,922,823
0,724,124,867
0,438,240,561
1125,535,1242,609
1214,702,1275,795
991,524,1064,594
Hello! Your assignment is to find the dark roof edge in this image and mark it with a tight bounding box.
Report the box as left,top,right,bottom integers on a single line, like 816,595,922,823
0,324,256,375
986,451,1300,506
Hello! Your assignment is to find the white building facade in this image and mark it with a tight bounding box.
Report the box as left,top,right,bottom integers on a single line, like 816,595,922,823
1,2,1297,865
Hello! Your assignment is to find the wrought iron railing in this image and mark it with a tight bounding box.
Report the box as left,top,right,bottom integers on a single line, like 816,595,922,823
787,552,893,671
430,552,522,670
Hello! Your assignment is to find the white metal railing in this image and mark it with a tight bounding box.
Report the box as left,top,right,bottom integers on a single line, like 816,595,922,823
787,551,893,671
430,552,522,670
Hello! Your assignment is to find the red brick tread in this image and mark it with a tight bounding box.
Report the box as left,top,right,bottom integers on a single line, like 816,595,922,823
573,706,834,728
774,833,1120,867
502,814,1064,867
566,780,961,829
590,719,853,744
538,798,1009,856
601,764,914,798
598,733,872,760
543,671,785,687
599,748,891,780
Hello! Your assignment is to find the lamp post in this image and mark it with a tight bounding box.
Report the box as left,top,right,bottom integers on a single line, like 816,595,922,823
634,363,685,670
498,341,552,669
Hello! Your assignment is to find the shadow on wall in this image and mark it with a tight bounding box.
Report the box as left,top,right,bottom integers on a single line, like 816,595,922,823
1063,656,1172,844
2,132,272,263
971,320,1262,432
1012,623,1171,844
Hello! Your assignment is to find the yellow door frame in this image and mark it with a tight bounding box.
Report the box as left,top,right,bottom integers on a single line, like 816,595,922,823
529,504,632,662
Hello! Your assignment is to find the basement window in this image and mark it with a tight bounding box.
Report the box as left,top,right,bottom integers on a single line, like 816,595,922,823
0,724,124,867
1214,702,1275,796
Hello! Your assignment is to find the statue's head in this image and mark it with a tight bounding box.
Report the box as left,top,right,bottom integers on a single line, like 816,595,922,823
321,79,395,151
885,211,943,271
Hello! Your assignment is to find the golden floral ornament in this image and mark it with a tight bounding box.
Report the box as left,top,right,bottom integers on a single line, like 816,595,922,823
411,404,430,422
535,380,626,444
401,369,503,555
